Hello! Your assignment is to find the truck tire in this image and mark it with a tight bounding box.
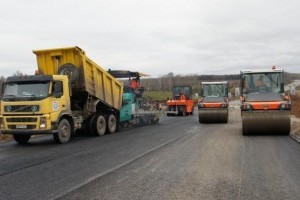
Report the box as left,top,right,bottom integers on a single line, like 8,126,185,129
53,119,71,143
107,114,117,134
58,63,79,83
87,115,96,135
94,114,106,136
13,134,31,144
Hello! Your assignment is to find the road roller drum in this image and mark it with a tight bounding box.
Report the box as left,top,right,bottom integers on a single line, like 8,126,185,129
242,110,290,135
198,109,228,123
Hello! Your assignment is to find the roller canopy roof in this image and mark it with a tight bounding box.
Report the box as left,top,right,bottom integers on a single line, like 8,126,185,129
108,70,149,78
241,68,283,74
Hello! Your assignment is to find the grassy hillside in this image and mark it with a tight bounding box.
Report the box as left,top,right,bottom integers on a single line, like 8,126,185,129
143,91,172,101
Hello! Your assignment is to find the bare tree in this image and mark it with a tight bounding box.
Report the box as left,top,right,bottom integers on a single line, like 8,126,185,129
12,70,25,77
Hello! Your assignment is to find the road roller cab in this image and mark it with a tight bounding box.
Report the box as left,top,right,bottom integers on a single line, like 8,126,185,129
198,81,229,123
240,66,291,135
166,86,194,116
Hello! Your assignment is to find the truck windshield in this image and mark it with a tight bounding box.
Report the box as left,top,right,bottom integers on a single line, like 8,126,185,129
241,72,283,95
202,84,226,97
3,82,50,101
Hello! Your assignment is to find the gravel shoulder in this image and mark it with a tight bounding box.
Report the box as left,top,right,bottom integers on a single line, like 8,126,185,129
291,116,300,142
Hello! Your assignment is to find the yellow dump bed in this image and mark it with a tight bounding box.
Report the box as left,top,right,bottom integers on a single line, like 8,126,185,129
33,46,123,110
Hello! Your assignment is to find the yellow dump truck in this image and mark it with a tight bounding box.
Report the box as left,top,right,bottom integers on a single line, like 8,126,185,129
0,47,123,143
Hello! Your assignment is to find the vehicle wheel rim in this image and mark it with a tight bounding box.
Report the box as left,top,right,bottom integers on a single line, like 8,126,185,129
55,119,71,143
108,115,116,133
61,126,69,138
96,115,106,136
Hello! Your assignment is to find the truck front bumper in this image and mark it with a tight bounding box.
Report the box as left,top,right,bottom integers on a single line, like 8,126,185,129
1,129,58,135
0,115,58,135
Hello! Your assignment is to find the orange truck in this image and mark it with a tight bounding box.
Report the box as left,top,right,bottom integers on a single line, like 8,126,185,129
198,81,229,123
240,66,291,135
166,86,194,116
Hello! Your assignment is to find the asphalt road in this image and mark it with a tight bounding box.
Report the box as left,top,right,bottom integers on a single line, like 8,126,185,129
0,107,300,200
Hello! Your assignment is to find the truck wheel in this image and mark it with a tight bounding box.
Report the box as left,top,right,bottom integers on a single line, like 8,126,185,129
94,114,106,136
13,135,31,144
87,115,96,135
54,119,71,143
58,63,79,83
107,114,117,134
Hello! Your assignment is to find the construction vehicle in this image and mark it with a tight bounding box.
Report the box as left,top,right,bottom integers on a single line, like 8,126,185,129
166,86,194,116
240,66,291,135
108,70,159,128
0,47,125,144
198,81,229,123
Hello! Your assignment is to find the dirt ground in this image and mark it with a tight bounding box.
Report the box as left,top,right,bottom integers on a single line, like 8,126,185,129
291,91,300,141
0,134,12,142
291,116,300,141
291,92,300,118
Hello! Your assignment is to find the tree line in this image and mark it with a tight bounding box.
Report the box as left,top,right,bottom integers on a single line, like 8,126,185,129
139,74,240,94
0,71,300,98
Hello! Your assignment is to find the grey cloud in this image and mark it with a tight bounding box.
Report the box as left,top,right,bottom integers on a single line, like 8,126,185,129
0,0,299,77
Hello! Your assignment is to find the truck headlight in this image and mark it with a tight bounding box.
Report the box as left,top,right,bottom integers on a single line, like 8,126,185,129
39,117,47,128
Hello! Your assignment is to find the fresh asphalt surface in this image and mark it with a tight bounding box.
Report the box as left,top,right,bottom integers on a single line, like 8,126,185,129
1,106,300,200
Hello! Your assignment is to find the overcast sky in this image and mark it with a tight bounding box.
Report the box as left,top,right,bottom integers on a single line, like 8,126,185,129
0,0,299,77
